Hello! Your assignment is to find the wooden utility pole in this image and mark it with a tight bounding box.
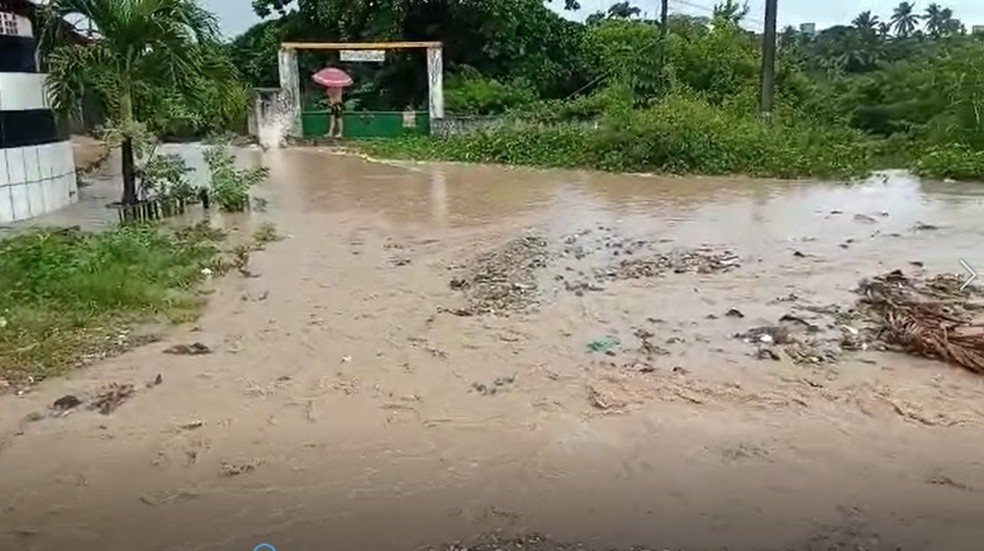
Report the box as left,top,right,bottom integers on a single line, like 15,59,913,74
758,0,778,116
659,0,669,70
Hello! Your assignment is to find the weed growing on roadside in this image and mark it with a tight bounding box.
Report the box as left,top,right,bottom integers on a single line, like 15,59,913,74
0,224,223,382
358,93,874,179
204,146,270,212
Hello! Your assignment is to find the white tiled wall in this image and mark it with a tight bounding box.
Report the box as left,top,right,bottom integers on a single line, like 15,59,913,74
0,12,78,224
0,141,78,224
0,73,48,111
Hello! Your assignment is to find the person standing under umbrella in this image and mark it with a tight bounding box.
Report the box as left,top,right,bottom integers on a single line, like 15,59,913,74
326,85,344,139
312,66,354,139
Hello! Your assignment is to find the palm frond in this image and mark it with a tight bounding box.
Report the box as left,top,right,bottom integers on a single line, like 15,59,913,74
45,41,120,119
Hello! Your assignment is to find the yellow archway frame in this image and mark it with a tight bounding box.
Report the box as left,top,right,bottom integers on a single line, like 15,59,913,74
277,41,444,138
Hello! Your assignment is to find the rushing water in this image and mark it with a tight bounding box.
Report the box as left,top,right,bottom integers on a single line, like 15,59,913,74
1,146,984,551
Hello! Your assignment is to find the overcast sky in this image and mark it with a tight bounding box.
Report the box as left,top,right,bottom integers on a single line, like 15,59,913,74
202,0,984,38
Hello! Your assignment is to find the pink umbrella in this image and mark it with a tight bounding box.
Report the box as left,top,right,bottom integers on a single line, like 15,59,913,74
312,66,353,88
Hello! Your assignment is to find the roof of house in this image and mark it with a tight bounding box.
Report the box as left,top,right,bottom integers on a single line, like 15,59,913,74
0,0,90,43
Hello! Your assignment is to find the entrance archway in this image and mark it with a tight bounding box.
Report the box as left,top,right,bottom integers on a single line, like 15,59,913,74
277,41,444,139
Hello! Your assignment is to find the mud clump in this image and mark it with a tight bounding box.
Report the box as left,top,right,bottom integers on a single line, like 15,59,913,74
52,395,82,411
855,269,984,373
164,342,212,355
448,235,548,316
90,383,135,415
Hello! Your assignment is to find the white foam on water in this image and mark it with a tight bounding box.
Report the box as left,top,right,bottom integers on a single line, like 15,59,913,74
256,93,294,150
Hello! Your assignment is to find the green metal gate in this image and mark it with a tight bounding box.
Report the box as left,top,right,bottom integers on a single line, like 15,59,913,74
301,110,431,138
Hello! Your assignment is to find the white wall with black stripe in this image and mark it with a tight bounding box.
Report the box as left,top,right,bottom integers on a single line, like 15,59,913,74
0,11,78,224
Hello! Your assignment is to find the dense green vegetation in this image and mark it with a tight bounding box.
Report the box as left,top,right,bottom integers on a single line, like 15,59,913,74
231,0,984,180
0,225,224,381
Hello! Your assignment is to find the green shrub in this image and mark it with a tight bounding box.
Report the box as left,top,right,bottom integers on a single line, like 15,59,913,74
359,93,872,179
138,152,198,202
445,69,538,115
912,144,984,181
204,146,270,212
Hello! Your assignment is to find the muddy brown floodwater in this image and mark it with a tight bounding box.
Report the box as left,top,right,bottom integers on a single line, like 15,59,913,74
2,148,984,551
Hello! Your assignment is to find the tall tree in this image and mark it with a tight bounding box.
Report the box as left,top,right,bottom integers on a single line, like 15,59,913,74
852,11,879,35
891,2,919,37
923,3,945,36
712,0,749,26
41,0,228,205
939,7,964,36
606,2,641,19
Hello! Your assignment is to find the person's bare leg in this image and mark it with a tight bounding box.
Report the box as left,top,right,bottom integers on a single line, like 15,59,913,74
335,116,344,139
327,116,336,139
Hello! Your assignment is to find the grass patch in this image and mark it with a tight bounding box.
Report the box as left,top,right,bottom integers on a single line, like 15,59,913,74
0,223,225,383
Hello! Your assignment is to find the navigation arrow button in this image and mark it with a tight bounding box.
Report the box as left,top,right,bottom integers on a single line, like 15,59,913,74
959,259,978,291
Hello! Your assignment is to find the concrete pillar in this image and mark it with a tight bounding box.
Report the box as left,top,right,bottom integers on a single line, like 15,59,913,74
277,47,301,138
426,46,445,121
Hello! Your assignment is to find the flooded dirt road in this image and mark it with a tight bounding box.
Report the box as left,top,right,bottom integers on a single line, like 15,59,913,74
2,148,984,551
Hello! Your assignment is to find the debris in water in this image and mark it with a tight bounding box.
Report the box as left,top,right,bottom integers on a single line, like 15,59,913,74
913,222,941,231
219,459,262,477
90,383,135,415
854,214,878,224
447,235,548,316
737,313,839,364
725,308,745,318
601,247,739,280
587,336,619,353
855,269,984,374
587,386,622,411
163,342,212,355
52,395,82,410
755,348,782,361
471,376,516,396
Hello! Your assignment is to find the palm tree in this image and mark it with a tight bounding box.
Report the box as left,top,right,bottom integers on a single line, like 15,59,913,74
40,0,221,205
606,1,642,19
923,3,944,36
939,7,964,36
891,1,919,37
852,11,880,34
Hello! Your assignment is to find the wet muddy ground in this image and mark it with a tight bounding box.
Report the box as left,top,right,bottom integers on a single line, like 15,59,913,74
2,149,984,551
